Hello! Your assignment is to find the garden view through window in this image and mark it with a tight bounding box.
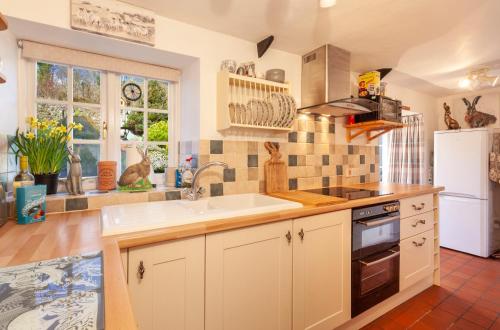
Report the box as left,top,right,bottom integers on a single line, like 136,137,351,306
35,61,170,179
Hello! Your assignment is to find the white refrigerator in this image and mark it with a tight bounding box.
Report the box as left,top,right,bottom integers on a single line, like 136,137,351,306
434,128,500,257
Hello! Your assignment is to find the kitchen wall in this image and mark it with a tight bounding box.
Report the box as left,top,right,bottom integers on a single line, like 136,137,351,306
180,114,379,196
0,0,301,142
0,29,18,135
436,86,500,131
0,0,383,197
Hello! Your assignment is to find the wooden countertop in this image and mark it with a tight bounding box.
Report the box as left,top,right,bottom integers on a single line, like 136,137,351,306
0,183,443,329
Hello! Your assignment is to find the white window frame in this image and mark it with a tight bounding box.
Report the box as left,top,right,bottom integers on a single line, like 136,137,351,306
18,57,179,188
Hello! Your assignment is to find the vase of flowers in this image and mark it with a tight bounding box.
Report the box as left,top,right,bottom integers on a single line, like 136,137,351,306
12,117,83,194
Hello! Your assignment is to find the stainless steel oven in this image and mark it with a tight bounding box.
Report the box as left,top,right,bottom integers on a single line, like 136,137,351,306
352,201,400,317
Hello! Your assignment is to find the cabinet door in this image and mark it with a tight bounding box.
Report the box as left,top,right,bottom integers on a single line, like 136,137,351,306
128,236,205,330
293,210,351,330
400,229,434,291
206,221,293,330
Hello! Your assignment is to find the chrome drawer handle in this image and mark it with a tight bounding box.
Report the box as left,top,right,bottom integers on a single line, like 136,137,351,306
360,251,400,267
412,203,425,211
412,237,427,247
411,219,426,227
298,228,304,241
138,261,145,279
286,230,292,243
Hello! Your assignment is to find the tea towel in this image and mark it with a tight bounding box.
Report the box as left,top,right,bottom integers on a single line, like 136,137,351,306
489,133,500,183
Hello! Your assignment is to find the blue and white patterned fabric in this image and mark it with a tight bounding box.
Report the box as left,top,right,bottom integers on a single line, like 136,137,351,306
0,251,104,330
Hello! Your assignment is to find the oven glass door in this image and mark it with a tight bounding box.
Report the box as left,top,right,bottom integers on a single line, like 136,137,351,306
352,214,400,259
352,248,400,316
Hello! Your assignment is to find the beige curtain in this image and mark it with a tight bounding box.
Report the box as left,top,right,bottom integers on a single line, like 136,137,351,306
20,40,180,82
387,114,425,184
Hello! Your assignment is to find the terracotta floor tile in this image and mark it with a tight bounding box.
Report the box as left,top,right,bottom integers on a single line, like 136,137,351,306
461,306,497,328
490,318,500,330
417,308,458,329
365,248,499,329
450,318,487,329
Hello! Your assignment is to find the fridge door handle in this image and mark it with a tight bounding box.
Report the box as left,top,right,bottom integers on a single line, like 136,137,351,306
440,192,480,199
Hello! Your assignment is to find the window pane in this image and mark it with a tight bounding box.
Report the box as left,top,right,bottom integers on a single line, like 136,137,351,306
121,110,144,141
148,80,168,110
37,62,68,101
74,107,101,140
37,103,67,126
59,161,68,178
73,68,100,104
148,144,168,173
121,75,144,108
74,144,100,177
147,112,168,142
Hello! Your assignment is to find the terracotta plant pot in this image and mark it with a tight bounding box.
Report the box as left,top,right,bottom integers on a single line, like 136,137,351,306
34,173,59,195
98,161,117,191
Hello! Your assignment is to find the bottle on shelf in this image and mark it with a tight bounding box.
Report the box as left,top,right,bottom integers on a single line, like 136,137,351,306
181,156,193,188
13,155,34,198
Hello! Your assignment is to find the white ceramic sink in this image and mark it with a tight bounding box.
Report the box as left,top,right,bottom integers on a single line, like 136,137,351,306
101,193,302,236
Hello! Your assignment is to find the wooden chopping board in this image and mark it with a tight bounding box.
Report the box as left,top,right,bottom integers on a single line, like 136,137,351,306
270,191,348,207
264,142,287,194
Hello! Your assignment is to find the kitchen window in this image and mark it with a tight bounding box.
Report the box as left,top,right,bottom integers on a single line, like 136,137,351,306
23,59,177,184
119,75,169,174
34,61,105,178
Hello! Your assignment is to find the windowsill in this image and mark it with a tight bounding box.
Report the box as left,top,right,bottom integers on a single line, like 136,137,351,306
7,185,184,218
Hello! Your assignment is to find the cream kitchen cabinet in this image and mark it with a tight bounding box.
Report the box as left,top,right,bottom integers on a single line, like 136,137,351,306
128,236,205,330
400,229,434,291
292,210,351,330
205,220,293,330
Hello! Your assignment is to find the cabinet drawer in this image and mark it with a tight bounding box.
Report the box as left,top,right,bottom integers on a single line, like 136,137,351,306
400,229,434,291
400,211,434,240
400,194,433,218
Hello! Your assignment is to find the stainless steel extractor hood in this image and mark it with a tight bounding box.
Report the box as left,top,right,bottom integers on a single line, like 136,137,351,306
299,44,379,116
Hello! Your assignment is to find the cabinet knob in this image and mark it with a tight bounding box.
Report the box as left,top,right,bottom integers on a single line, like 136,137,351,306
412,203,425,211
298,228,304,241
138,260,145,279
286,230,292,243
412,237,427,247
411,219,426,227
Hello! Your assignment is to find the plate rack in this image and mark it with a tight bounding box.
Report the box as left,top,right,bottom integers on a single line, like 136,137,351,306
217,71,295,132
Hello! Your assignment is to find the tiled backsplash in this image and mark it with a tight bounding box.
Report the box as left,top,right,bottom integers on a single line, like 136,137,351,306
180,114,380,197
0,115,380,217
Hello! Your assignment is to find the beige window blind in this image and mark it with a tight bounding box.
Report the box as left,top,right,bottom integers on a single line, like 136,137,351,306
20,40,180,82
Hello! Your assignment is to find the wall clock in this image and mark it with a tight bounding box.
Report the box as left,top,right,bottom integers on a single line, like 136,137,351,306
122,82,142,102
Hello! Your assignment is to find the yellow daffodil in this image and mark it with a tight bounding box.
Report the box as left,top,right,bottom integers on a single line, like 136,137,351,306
26,132,35,140
75,123,84,131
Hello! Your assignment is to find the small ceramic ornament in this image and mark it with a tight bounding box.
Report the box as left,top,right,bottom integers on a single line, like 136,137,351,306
463,96,497,128
66,148,84,195
443,103,460,130
118,146,152,191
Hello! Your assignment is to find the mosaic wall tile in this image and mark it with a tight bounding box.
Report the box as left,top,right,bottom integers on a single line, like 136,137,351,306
223,168,236,182
165,190,181,200
210,140,223,154
210,183,223,197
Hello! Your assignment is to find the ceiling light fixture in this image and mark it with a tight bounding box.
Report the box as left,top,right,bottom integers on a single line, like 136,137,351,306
320,0,336,8
459,67,499,90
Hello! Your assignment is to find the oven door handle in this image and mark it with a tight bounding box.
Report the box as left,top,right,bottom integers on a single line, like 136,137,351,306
359,250,400,267
358,216,400,227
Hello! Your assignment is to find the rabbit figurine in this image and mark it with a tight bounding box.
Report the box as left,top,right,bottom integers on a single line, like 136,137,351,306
66,148,84,195
118,146,151,187
443,102,461,130
463,96,497,128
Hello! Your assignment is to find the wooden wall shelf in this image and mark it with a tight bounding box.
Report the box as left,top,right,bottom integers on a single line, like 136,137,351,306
345,120,404,142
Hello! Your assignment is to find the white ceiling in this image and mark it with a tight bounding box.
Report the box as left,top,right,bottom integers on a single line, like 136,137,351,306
123,0,500,96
